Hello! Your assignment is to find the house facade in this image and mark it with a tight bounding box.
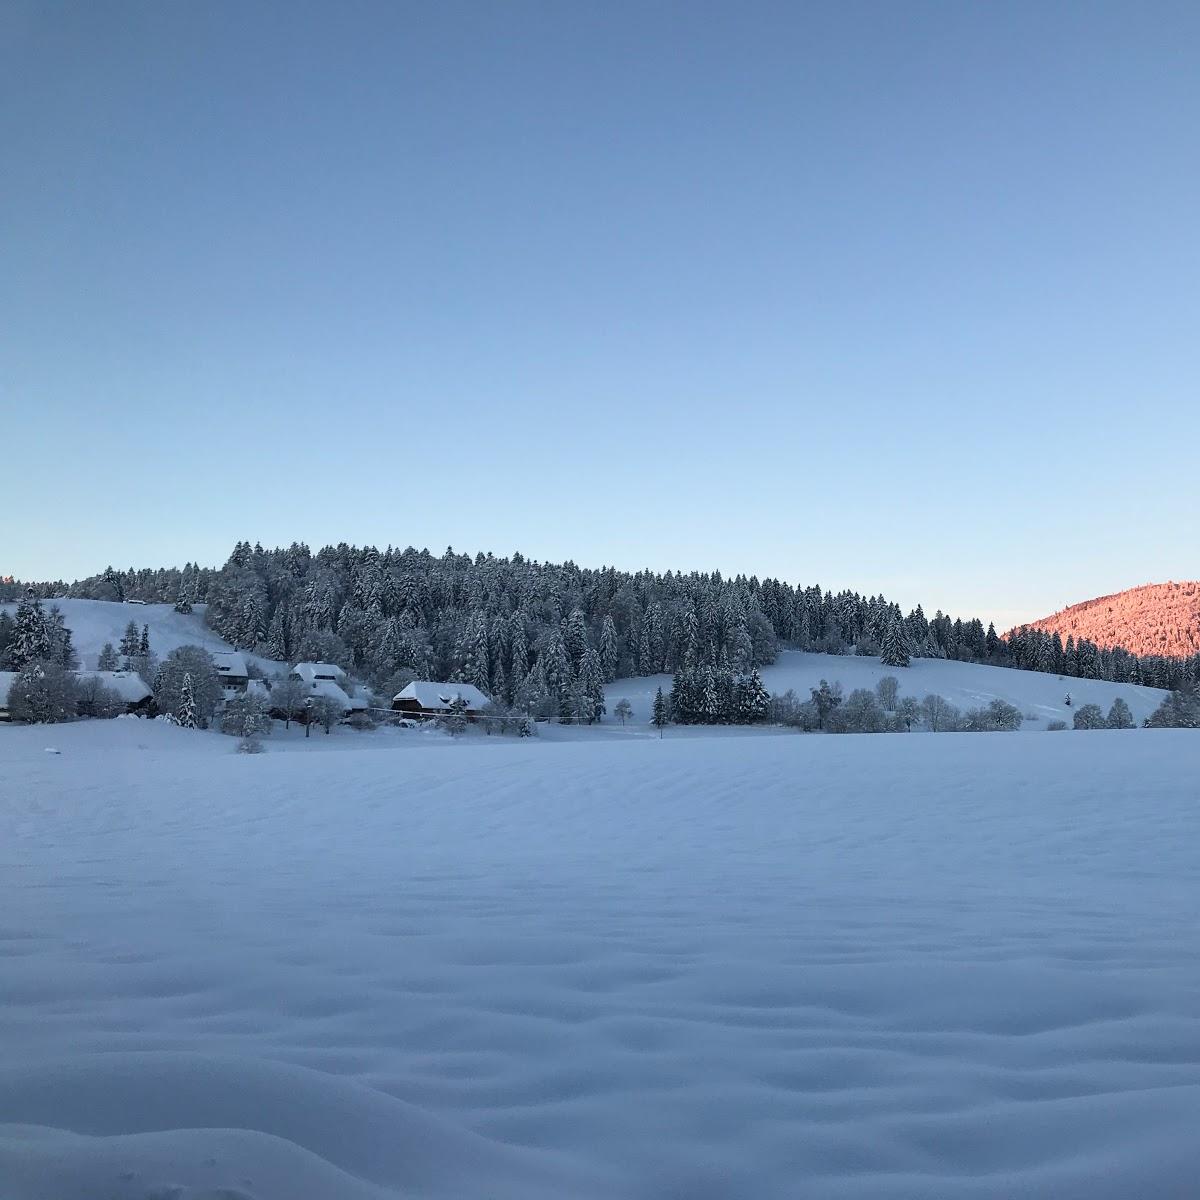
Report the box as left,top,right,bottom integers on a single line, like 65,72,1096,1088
211,652,250,696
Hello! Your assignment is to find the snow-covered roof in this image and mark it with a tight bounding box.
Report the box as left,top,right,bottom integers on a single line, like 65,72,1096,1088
211,652,249,678
308,678,358,711
78,671,152,703
290,662,344,684
392,681,491,710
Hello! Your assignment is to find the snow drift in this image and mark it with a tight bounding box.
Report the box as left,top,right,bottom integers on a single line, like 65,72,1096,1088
0,723,1198,1198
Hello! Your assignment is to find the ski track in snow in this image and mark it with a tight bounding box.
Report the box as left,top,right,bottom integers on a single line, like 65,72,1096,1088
1,722,1199,1198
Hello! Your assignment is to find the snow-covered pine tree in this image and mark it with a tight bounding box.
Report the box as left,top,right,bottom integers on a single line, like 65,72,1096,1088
178,672,198,729
563,607,588,670
119,620,141,666
599,615,619,682
139,625,150,656
539,630,573,715
265,607,288,662
651,687,669,735
97,643,119,671
44,606,77,668
579,647,606,722
881,618,910,668
699,668,720,724
442,695,469,736
0,611,13,669
10,589,51,669
736,668,770,723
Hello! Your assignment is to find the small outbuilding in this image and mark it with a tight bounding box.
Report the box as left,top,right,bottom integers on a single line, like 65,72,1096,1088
391,681,491,721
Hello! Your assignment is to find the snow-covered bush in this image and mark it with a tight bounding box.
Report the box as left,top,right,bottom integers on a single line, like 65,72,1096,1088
875,676,899,710
220,691,272,739
439,695,470,736
1046,720,1068,731
921,693,960,732
75,674,127,719
962,699,1023,732
7,662,79,724
309,695,342,733
828,688,887,734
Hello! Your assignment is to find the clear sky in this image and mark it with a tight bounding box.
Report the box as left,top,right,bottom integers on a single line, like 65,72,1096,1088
3,1,1197,626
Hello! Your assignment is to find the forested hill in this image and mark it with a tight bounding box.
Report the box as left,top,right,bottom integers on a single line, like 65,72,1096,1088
1017,582,1200,662
5,543,1199,698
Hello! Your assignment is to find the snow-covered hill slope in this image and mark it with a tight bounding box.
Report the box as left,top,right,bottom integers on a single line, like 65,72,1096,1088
0,598,281,674
608,649,1168,729
1,725,1198,1198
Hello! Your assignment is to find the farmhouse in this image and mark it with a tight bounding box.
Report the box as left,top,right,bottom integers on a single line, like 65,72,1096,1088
79,671,154,715
211,652,250,694
289,662,366,714
391,681,491,720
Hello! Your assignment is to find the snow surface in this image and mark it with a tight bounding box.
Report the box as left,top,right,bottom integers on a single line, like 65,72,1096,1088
607,649,1167,730
1,718,1199,1198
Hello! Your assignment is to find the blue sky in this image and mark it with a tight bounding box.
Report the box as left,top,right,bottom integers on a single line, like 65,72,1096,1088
3,1,1197,625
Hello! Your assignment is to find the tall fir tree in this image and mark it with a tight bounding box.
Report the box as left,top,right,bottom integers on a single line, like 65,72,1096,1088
178,672,198,729
652,686,669,735
881,618,910,668
599,615,619,682
10,589,51,669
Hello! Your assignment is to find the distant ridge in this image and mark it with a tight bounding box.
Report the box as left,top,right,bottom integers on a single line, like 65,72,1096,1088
1018,582,1200,660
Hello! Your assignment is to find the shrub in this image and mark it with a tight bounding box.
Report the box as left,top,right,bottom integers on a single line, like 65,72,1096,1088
963,700,1023,732
828,688,887,734
7,662,79,724
76,675,127,719
220,691,272,738
309,695,343,733
1046,719,1068,731
921,693,960,732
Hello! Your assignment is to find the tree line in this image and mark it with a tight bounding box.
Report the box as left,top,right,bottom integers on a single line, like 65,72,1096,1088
4,541,1199,713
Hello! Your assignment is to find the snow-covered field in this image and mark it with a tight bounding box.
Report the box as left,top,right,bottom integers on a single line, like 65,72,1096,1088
608,649,1168,730
2,719,1198,1199
0,598,259,673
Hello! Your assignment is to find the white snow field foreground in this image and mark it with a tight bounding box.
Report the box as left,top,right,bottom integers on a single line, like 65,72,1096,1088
2,724,1199,1199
